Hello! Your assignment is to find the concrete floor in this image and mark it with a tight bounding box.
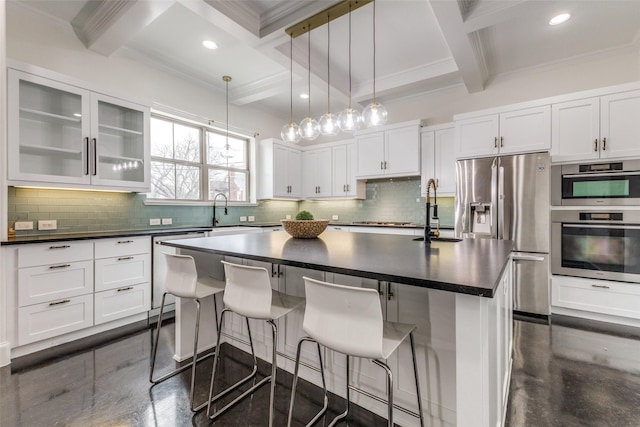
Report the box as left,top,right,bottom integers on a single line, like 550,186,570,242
1,317,639,426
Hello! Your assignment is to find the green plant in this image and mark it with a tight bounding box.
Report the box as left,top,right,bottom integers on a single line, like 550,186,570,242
295,210,314,220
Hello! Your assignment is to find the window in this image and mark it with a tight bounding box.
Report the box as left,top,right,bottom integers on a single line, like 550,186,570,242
148,115,250,202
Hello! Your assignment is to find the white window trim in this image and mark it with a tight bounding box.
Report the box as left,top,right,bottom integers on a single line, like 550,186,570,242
147,109,257,205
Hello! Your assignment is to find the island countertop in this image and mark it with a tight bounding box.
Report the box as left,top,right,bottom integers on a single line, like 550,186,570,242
161,230,514,298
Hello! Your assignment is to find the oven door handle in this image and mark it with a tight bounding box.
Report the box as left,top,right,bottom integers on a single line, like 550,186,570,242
561,171,640,178
562,224,640,230
512,253,545,262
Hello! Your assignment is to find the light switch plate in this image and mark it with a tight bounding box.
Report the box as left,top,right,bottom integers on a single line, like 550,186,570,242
38,220,57,230
248,216,255,222
149,218,161,225
14,221,33,230
161,218,173,225
239,216,247,222
332,215,339,220
285,215,292,220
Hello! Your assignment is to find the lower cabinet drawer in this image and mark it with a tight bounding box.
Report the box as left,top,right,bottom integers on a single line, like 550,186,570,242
94,282,151,325
18,260,94,307
552,275,640,319
18,294,94,346
94,253,151,292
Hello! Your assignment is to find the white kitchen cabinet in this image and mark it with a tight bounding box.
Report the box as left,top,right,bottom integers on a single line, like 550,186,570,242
7,68,150,191
600,90,640,159
551,275,640,325
94,237,151,325
332,142,365,198
421,124,456,197
302,147,332,198
258,138,302,199
16,241,95,346
355,121,421,179
456,105,551,158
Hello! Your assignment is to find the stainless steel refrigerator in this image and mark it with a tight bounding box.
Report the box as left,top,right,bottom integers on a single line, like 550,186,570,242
455,152,550,318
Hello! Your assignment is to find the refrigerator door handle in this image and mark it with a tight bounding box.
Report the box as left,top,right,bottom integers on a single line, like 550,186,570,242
497,164,504,240
512,253,545,262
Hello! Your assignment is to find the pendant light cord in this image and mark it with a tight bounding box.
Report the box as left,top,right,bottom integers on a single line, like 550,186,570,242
326,14,331,113
307,29,312,117
372,0,376,102
348,3,352,109
289,36,294,123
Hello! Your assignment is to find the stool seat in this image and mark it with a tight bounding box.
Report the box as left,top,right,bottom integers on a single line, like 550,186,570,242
193,275,226,299
382,321,417,359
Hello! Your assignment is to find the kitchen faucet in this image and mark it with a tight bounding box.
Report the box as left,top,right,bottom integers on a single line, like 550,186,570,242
212,193,228,227
424,178,440,243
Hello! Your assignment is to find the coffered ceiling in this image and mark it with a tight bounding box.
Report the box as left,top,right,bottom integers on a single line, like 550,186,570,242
11,0,640,119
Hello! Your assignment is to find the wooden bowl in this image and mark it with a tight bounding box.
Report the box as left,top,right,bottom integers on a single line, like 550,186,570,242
280,219,329,239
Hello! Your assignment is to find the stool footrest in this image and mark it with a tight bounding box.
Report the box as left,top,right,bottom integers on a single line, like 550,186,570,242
207,374,271,420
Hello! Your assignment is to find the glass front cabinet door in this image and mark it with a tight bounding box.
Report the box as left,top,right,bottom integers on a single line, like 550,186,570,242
8,69,150,191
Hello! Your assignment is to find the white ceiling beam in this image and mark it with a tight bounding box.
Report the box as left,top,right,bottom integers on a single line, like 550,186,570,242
71,0,173,56
462,0,539,33
429,0,487,93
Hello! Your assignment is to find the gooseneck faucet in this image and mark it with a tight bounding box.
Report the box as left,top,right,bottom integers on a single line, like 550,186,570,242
212,193,228,227
424,178,440,243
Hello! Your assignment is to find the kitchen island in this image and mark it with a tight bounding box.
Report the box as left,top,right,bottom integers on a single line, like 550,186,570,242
162,231,514,427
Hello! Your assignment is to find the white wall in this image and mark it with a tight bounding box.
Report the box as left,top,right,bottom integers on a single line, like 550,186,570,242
5,2,283,139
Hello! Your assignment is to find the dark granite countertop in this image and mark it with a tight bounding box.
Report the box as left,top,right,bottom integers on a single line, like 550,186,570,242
161,231,513,298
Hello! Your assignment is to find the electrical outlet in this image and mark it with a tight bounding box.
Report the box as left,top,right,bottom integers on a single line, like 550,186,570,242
248,216,255,222
285,214,292,220
38,220,57,230
239,216,247,222
332,215,339,220
14,221,34,230
162,218,173,225
149,218,161,226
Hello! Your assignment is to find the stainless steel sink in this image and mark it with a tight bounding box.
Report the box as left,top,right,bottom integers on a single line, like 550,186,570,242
413,236,463,243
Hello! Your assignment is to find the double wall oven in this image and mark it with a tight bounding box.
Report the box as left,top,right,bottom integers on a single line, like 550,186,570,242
551,160,640,283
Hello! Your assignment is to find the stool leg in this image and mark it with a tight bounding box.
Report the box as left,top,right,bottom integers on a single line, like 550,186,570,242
372,359,393,427
410,332,425,427
329,355,350,426
149,292,167,383
287,337,328,427
267,320,278,427
207,308,228,417
188,298,202,411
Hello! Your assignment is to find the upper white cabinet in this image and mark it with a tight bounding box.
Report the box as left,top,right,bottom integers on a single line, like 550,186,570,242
332,142,365,199
421,124,456,196
552,90,640,162
7,69,150,191
355,121,421,179
302,147,332,198
258,138,302,199
456,105,551,158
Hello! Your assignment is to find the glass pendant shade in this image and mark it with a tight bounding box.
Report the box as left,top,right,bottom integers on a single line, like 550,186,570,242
339,107,362,133
363,101,388,128
319,112,339,136
299,116,320,140
281,122,301,143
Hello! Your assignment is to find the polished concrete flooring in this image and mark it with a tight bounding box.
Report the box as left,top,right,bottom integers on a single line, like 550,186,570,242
1,317,639,426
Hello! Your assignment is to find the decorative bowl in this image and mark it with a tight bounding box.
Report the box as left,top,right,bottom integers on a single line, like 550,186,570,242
281,219,329,239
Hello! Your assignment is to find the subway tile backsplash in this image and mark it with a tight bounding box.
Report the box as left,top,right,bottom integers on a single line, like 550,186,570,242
7,177,455,236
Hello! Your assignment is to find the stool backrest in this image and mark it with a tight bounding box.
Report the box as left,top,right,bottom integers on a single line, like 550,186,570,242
303,277,384,359
164,253,199,298
221,261,273,319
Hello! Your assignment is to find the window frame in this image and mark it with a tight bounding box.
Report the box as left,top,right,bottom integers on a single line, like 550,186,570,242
146,111,256,206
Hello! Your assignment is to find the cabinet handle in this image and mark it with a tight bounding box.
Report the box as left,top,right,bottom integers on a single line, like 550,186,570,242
387,282,394,300
384,161,387,169
343,184,346,192
49,245,70,250
346,184,350,192
92,138,97,176
380,161,384,170
49,264,71,269
117,256,134,261
117,240,134,244
594,139,598,152
49,299,70,306
602,137,606,151
591,284,610,289
494,137,498,148
117,286,133,292
84,137,90,175
500,136,504,147
377,282,383,296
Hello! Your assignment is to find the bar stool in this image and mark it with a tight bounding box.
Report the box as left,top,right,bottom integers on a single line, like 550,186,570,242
149,253,225,412
288,277,425,427
206,260,305,427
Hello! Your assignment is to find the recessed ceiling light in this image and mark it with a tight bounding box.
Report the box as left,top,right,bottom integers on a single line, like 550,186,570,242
300,93,309,99
549,13,571,26
202,40,218,50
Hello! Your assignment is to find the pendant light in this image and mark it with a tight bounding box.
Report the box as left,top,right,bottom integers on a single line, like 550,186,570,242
318,14,339,136
363,0,387,127
281,35,301,143
299,29,320,140
338,3,362,133
222,75,232,159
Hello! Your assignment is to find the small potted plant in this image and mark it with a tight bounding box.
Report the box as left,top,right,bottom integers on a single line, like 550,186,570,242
281,211,329,238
